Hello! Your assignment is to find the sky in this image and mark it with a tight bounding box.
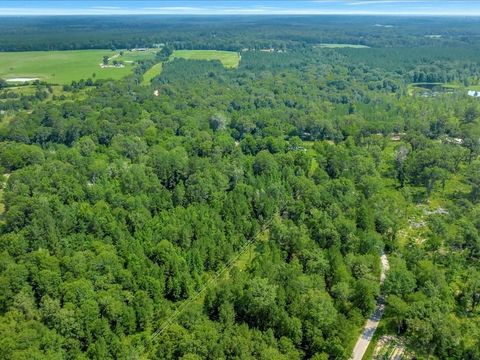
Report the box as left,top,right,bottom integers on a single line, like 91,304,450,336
1,0,480,16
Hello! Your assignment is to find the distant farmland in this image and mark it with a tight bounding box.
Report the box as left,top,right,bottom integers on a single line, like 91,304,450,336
0,49,240,86
171,50,241,68
314,44,370,49
140,50,240,85
0,49,154,84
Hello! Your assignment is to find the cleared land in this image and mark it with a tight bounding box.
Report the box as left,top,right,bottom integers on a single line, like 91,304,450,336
315,44,370,49
407,82,480,96
140,50,240,85
0,49,240,86
0,174,10,223
119,49,157,62
171,50,241,68
0,49,153,84
0,85,38,96
142,63,163,85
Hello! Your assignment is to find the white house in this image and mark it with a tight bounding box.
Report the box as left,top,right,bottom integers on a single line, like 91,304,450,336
467,90,480,97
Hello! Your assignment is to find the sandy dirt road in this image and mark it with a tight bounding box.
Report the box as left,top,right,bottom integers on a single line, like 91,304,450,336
350,253,390,360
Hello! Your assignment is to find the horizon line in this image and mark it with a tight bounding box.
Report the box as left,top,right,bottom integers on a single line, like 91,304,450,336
2,0,480,17
1,13,480,17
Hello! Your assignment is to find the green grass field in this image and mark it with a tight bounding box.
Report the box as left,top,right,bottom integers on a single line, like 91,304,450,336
139,50,240,84
441,82,480,91
118,49,157,62
142,63,163,85
0,85,38,96
171,50,241,68
407,81,480,95
466,85,480,91
0,49,148,84
0,49,238,85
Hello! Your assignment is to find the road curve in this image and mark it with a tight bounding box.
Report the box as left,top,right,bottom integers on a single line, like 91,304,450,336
350,252,390,360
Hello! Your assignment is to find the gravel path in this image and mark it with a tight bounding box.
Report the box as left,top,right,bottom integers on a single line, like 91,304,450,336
351,253,390,360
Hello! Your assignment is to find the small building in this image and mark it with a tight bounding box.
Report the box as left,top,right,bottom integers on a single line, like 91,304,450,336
467,90,480,97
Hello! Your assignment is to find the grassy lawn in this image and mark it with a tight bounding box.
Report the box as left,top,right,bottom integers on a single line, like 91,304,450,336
0,49,146,84
315,44,370,49
362,320,389,359
408,81,480,95
119,49,157,62
142,63,163,85
443,82,480,91
0,49,239,85
0,84,89,104
0,85,38,96
171,50,241,68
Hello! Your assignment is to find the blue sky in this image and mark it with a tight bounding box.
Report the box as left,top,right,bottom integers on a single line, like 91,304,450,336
1,1,480,16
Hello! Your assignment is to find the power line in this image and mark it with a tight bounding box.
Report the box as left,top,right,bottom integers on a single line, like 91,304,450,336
149,207,283,343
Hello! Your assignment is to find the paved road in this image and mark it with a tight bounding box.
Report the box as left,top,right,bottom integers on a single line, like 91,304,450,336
351,253,390,360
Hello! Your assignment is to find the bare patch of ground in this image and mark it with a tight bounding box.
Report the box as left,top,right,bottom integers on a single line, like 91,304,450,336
6,77,39,82
372,335,414,359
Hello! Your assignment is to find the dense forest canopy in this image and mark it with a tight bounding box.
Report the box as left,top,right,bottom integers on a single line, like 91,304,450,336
2,16,480,51
0,15,479,360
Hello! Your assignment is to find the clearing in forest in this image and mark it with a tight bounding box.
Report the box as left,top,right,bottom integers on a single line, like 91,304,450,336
0,49,153,84
142,63,163,85
0,173,10,222
118,49,157,62
171,50,241,68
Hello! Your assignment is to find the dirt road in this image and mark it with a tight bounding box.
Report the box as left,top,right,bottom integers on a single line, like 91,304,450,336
351,252,390,360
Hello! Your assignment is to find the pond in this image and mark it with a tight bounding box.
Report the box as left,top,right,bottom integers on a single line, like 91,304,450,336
412,83,444,91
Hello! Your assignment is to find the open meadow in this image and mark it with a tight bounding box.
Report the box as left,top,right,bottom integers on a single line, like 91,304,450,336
0,49,154,84
139,50,240,85
142,62,163,85
171,50,241,68
118,49,157,62
0,49,238,86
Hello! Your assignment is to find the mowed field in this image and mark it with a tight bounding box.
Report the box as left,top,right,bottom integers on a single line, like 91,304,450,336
118,49,157,62
172,50,240,68
140,50,240,85
142,63,163,85
0,49,143,84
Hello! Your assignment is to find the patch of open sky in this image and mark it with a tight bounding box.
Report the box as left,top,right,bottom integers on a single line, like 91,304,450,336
0,0,480,16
